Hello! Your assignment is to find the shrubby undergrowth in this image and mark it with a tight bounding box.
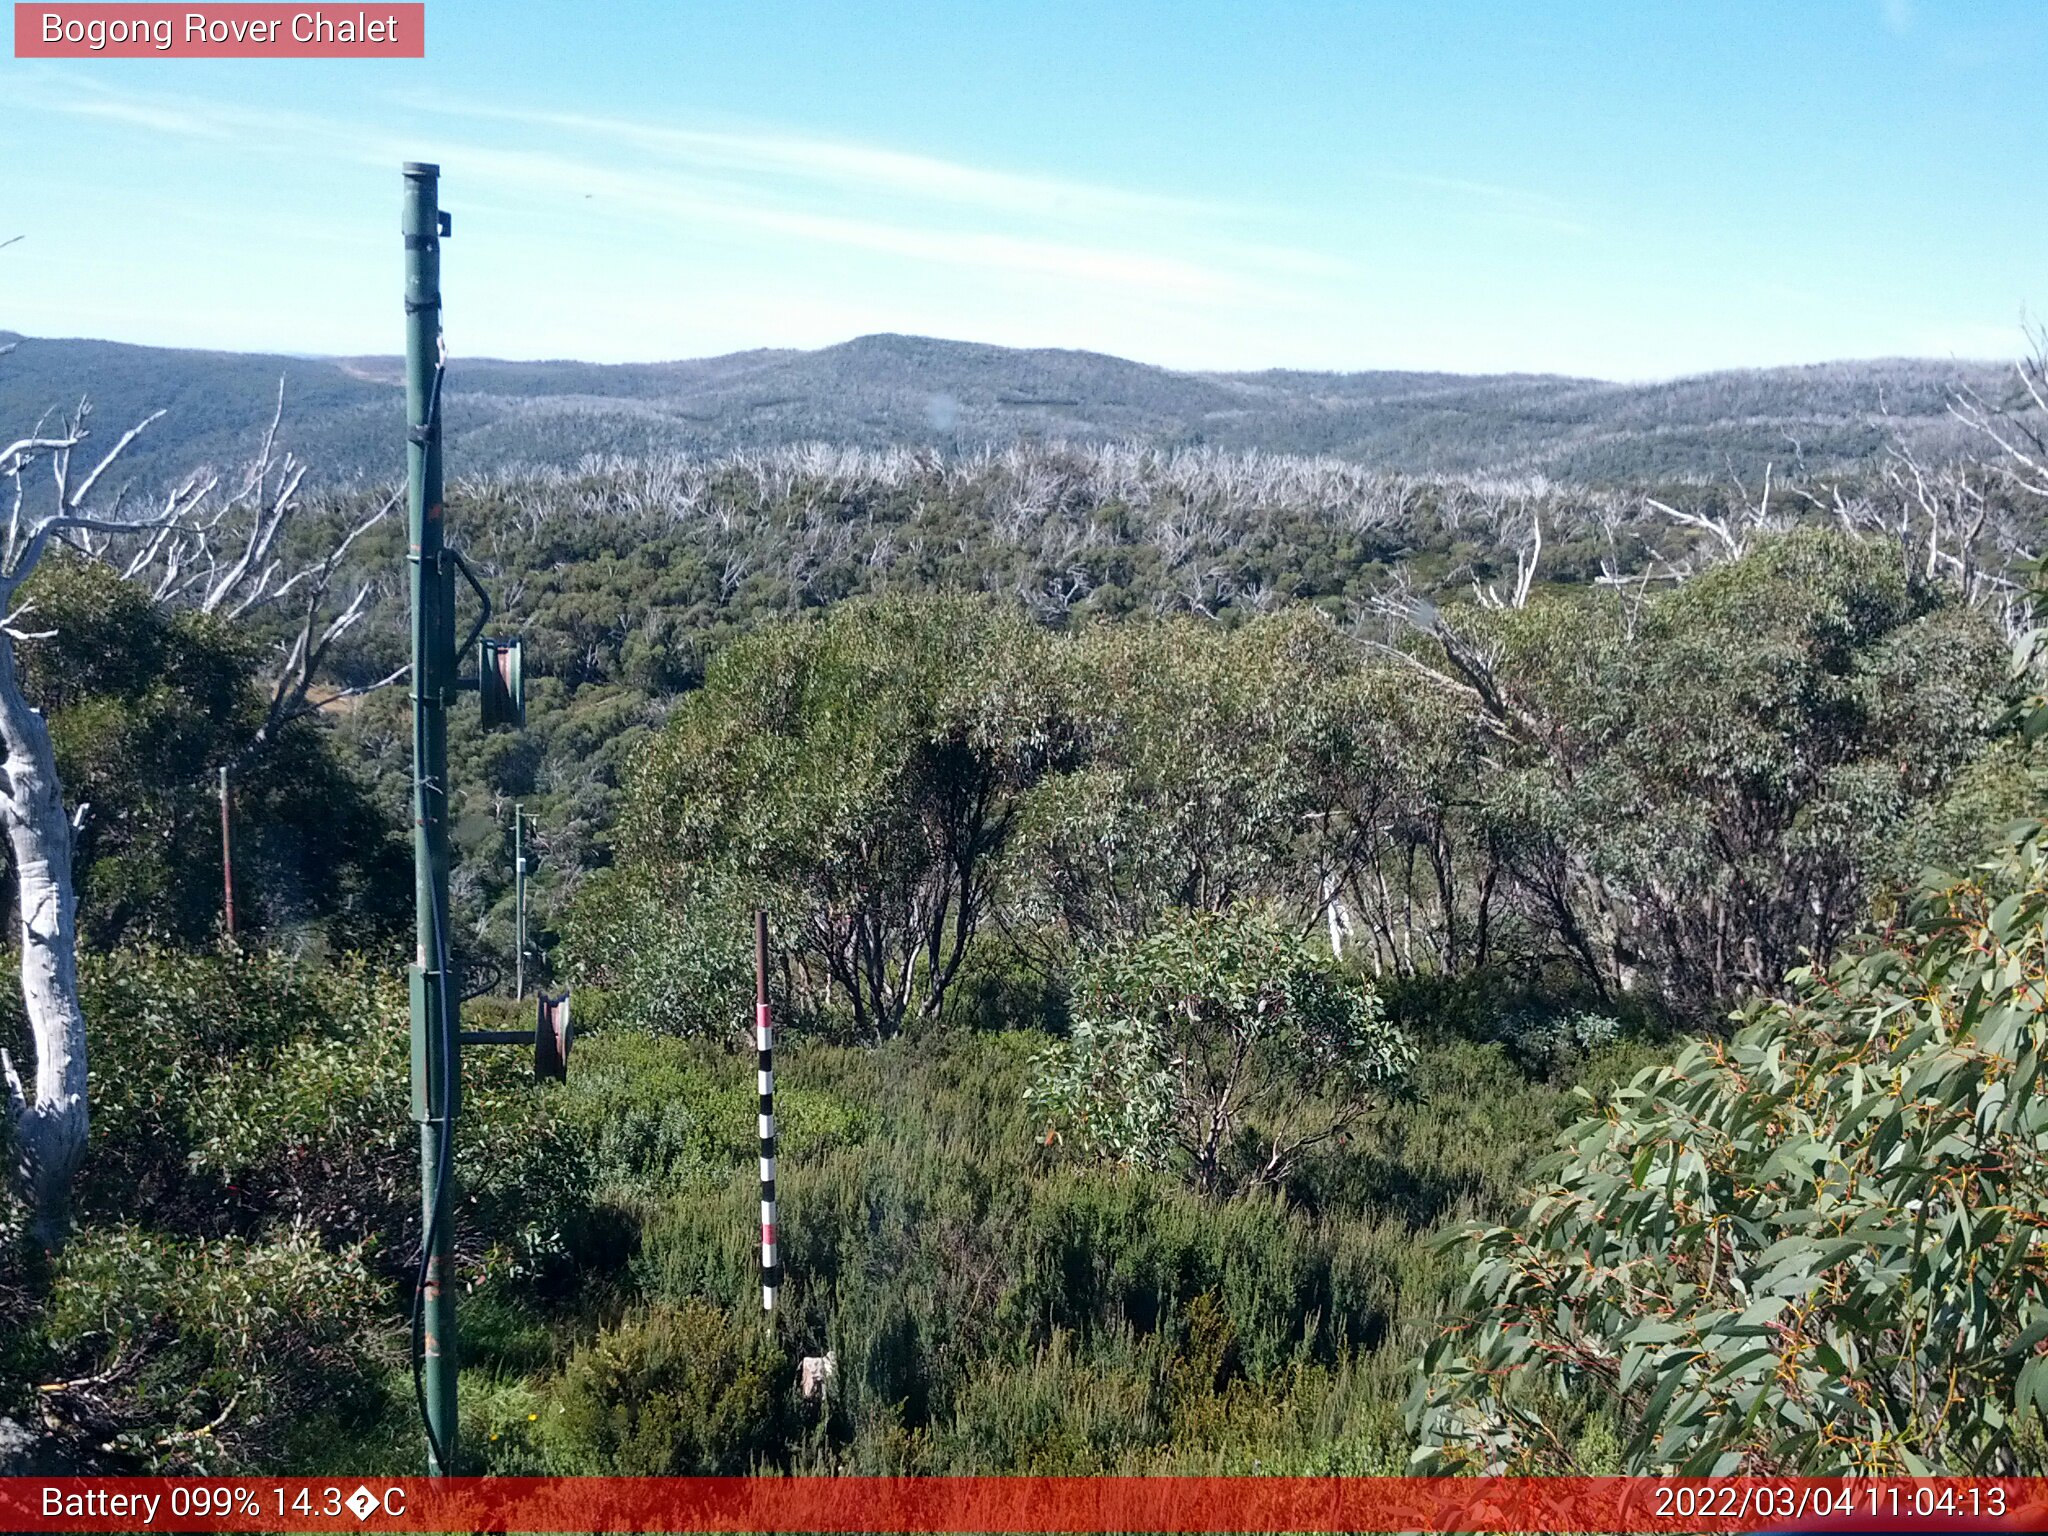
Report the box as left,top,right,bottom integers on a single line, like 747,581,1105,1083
3,450,2043,1475
3,940,1652,1474
1,948,590,1470
1412,818,2048,1473
520,1016,1649,1476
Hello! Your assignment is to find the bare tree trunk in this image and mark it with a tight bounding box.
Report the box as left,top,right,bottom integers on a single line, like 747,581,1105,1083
0,389,391,1252
0,627,86,1250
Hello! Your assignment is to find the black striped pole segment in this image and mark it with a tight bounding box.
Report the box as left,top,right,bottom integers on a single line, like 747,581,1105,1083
756,909,779,1311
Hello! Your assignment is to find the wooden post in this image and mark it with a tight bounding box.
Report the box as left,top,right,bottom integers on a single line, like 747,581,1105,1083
513,804,526,1000
218,765,235,938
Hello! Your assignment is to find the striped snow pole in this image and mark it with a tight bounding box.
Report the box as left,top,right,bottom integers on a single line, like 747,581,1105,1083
755,909,779,1312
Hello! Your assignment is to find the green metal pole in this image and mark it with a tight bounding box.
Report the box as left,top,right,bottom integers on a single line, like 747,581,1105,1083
514,804,526,1001
217,765,235,938
403,160,459,1477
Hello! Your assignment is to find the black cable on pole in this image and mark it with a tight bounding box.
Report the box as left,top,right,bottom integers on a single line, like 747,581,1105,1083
406,328,458,1476
410,747,458,1474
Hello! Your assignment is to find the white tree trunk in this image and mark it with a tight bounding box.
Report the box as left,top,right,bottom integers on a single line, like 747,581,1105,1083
0,396,379,1253
0,628,87,1250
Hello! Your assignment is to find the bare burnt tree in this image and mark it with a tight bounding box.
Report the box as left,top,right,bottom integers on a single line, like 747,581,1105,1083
1,393,399,1247
75,383,406,750
1473,503,1543,610
0,408,189,1247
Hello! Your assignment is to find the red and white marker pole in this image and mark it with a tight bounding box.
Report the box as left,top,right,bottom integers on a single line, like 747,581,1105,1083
755,909,779,1312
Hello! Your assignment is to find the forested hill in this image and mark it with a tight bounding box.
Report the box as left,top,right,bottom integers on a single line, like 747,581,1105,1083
0,329,2007,488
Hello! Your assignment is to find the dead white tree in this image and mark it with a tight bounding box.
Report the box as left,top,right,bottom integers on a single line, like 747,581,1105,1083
0,412,184,1247
72,383,405,750
1643,461,1787,566
1,392,401,1247
1473,509,1543,610
1952,330,2048,504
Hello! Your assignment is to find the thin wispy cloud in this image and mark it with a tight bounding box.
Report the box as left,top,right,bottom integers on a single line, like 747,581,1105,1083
416,100,1229,222
13,72,1335,306
1373,169,1591,239
15,1,2011,382
405,100,1351,297
13,70,368,149
440,140,1251,298
47,95,233,139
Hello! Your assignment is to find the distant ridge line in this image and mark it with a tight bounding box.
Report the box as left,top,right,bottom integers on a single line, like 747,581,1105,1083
0,330,2011,488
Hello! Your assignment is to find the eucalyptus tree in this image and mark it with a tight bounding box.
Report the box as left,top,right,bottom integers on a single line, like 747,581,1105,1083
1027,904,1415,1194
0,418,118,1245
1410,621,2048,1474
1010,609,1354,957
1303,660,1501,978
1383,529,2010,1011
611,594,1076,1038
0,398,392,1248
17,558,406,949
1411,355,2048,1473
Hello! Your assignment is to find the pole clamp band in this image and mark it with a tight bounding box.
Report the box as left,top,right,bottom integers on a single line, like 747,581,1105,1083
405,294,442,314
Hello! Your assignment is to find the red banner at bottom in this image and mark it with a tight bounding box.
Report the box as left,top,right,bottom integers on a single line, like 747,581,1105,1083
5,1476,2047,1533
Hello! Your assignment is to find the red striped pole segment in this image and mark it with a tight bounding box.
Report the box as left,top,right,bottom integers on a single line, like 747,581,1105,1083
755,909,778,1312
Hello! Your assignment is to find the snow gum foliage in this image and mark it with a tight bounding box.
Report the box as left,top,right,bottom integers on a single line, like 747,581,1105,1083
1410,578,2048,1474
1463,529,2012,1009
585,595,1073,1040
590,532,2010,1045
15,557,406,949
1028,907,1416,1193
2,948,590,1469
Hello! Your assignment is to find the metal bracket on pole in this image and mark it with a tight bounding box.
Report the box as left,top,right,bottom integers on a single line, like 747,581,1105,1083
449,547,492,659
445,548,524,728
535,992,572,1082
455,989,570,1083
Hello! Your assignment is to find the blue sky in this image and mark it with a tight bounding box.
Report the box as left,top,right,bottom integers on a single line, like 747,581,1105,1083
1,0,2041,377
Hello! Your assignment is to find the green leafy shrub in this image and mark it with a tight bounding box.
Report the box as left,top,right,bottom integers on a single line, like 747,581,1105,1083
550,1300,790,1473
558,1031,874,1196
1411,821,2048,1473
15,947,591,1274
1011,611,1358,956
41,1225,385,1468
606,595,1075,1039
1487,1007,1623,1078
2,946,606,1470
19,556,406,949
1028,906,1415,1192
934,1325,1166,1473
936,938,1068,1034
37,946,391,1229
563,866,757,1041
1469,530,2009,1011
567,1025,1512,1474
